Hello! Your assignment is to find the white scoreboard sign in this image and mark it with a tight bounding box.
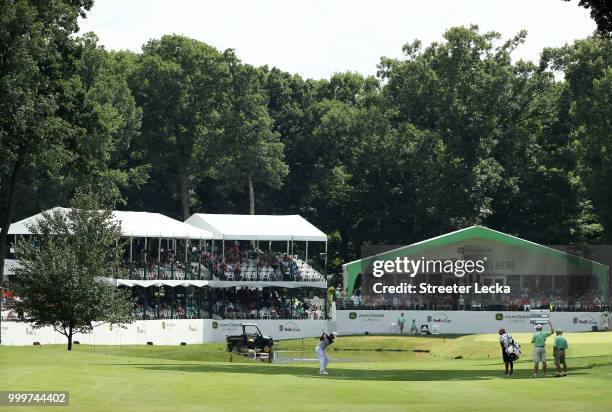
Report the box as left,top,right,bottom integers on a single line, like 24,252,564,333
529,309,550,325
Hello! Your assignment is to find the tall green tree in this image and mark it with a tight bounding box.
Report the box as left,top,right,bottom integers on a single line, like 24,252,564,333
376,26,587,246
0,0,94,276
129,35,226,219
10,192,133,350
211,54,288,215
544,36,612,241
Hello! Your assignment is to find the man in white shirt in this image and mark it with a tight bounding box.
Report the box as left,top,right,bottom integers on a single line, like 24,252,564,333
315,331,337,375
499,328,514,375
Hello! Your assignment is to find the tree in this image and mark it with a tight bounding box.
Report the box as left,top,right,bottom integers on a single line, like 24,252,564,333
129,35,226,219
564,0,612,37
211,54,288,215
0,0,94,277
375,26,588,246
61,34,147,205
543,37,612,241
10,192,133,350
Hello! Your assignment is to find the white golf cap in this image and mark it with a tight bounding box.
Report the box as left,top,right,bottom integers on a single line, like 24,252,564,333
535,324,543,329
331,331,338,337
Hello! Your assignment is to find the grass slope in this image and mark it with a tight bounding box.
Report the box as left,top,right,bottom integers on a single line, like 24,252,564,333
1,332,611,412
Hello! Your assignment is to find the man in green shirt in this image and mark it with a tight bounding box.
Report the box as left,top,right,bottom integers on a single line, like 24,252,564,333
398,313,406,334
410,319,419,335
531,320,554,378
553,329,569,377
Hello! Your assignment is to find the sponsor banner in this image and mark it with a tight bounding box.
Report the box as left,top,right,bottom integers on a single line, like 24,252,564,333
203,319,328,343
3,312,608,345
2,318,329,345
1,319,204,346
336,310,608,334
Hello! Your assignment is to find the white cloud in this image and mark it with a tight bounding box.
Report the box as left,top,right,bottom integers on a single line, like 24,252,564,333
78,0,595,79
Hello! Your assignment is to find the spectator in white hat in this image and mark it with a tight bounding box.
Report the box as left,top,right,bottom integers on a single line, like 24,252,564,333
531,321,554,378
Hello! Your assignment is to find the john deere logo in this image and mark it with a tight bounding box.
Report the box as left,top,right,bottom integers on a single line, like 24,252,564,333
162,321,166,330
457,247,464,254
349,312,357,319
495,313,504,321
212,321,219,329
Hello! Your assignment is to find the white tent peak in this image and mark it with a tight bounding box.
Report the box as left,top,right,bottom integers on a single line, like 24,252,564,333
184,213,327,242
8,208,213,239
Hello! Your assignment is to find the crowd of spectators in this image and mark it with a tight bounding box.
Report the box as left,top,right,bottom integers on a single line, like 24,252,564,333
121,240,323,282
336,286,610,312
128,286,325,320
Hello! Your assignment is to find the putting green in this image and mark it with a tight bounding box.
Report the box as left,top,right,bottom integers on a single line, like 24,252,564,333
1,332,611,411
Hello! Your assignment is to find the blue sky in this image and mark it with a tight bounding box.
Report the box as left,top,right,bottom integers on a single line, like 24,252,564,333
79,0,595,79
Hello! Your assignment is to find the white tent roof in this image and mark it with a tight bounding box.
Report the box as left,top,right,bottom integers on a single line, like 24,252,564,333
8,208,213,239
184,213,327,242
111,278,327,289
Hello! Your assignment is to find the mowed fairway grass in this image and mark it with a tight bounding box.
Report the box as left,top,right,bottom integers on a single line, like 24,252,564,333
1,332,612,411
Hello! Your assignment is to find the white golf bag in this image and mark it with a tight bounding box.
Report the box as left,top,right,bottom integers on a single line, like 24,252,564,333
506,342,521,361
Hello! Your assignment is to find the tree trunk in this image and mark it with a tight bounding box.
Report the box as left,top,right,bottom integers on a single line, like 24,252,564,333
0,159,23,276
248,176,255,215
179,169,190,220
67,326,73,351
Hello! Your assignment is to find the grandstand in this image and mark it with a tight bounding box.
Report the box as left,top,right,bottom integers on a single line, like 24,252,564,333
341,226,610,313
2,209,328,325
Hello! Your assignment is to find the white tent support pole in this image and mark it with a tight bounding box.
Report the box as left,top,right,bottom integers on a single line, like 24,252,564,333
305,241,309,263
222,238,225,261
199,238,202,278
115,239,119,278
144,237,148,280
185,238,188,263
286,240,289,254
129,237,132,263
325,240,328,268
158,237,161,263
551,274,555,290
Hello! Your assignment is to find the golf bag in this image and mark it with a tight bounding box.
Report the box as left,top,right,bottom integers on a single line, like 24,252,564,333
506,342,521,361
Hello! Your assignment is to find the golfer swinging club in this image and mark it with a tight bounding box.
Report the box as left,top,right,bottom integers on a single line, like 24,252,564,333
316,331,337,375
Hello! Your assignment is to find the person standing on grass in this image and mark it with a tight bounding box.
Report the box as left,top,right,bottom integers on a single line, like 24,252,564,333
531,321,554,378
398,313,406,334
553,329,569,377
498,328,514,376
410,319,419,335
315,331,337,375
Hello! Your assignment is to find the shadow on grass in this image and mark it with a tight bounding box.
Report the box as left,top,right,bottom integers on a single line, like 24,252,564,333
127,362,594,381
477,354,612,367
